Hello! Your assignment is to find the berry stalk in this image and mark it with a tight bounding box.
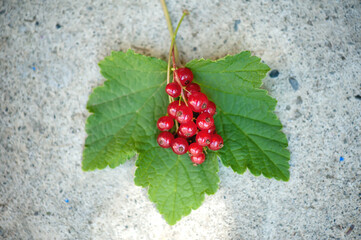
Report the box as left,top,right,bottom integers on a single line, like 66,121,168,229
166,10,189,100
159,0,180,65
172,48,188,106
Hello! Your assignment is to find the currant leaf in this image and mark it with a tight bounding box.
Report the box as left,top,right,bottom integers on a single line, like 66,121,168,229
186,52,290,181
134,142,219,225
82,49,168,170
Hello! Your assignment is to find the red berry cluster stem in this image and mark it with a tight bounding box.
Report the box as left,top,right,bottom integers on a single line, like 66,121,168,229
157,63,224,166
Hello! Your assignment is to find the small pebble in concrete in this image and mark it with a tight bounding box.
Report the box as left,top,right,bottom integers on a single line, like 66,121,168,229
56,23,61,29
296,96,303,104
339,156,344,162
289,77,299,90
35,21,39,26
345,224,354,235
234,19,241,31
355,95,361,100
0,9,5,15
269,69,279,78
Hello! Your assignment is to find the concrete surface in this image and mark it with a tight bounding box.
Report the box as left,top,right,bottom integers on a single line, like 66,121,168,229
0,0,360,239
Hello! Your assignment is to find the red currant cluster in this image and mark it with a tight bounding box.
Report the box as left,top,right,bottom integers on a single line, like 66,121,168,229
156,67,223,165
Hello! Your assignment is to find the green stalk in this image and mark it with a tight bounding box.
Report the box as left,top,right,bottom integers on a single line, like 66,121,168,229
159,0,180,64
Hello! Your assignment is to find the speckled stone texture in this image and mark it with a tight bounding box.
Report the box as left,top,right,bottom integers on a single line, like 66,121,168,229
0,0,360,239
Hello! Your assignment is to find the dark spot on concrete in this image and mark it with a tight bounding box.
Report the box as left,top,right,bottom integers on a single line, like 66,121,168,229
234,19,241,31
193,47,197,51
5,107,8,112
87,6,93,11
294,110,302,118
341,55,345,60
289,77,299,90
0,9,5,15
34,211,39,216
223,196,226,199
355,95,361,100
286,105,291,110
269,69,279,78
56,23,61,29
296,96,303,104
307,20,313,26
35,21,39,26
343,138,347,144
125,225,128,229
46,212,51,216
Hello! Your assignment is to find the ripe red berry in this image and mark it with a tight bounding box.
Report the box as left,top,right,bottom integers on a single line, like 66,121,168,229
188,92,209,112
208,134,224,151
176,105,193,124
177,128,187,138
165,82,181,98
207,125,216,134
188,143,203,157
185,83,201,98
171,137,189,155
167,101,185,119
157,131,174,148
196,130,212,147
157,116,174,131
202,101,216,116
179,122,197,137
191,153,205,165
175,68,193,86
196,112,214,130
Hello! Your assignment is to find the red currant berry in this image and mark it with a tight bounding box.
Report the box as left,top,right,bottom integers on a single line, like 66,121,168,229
188,143,203,157
165,82,181,98
177,128,187,138
207,125,216,134
208,134,224,151
196,130,212,147
188,92,209,112
171,137,189,155
176,105,193,124
202,101,216,116
191,153,205,165
179,121,197,137
157,116,174,131
167,101,185,119
175,68,193,86
157,132,174,148
185,83,201,98
196,112,214,130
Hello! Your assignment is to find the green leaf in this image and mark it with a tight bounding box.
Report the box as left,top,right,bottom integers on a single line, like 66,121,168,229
134,142,219,225
83,49,168,170
83,49,289,225
186,52,290,181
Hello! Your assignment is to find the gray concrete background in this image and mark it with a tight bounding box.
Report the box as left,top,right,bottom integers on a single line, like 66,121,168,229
0,0,360,239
